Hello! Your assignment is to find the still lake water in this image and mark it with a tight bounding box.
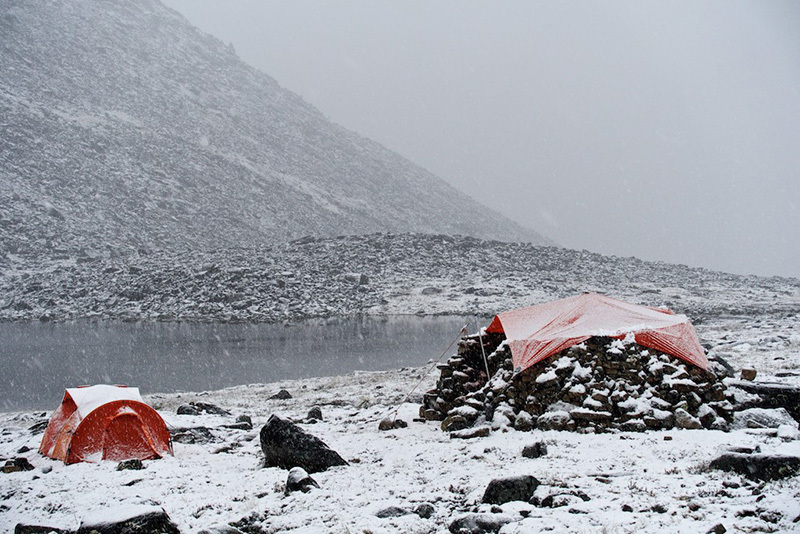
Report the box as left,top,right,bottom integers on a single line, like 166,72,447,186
0,315,471,411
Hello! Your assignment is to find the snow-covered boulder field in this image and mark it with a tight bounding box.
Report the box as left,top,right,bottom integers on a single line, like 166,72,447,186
2,362,800,533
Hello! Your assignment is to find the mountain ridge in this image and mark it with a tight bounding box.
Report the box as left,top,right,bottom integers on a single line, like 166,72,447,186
0,0,550,258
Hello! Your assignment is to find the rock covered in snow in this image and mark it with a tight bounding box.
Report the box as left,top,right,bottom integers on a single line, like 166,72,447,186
424,332,734,433
482,475,540,505
76,504,180,534
710,453,800,481
285,467,319,494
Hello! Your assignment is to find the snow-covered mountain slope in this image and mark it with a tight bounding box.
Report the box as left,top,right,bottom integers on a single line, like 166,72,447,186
2,233,798,324
0,0,548,258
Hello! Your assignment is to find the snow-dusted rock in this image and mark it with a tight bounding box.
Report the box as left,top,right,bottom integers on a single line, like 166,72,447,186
260,414,347,473
482,475,540,505
76,504,179,534
285,467,319,494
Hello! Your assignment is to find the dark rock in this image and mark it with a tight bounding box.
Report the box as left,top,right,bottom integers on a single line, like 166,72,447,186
537,491,590,508
270,390,292,400
710,453,800,481
421,287,442,295
28,421,49,434
730,381,800,421
731,408,797,430
393,418,408,429
621,504,633,512
177,404,201,416
482,475,540,505
650,503,668,514
285,467,319,494
197,527,246,534
17,446,31,454
375,506,410,518
441,415,470,432
521,442,548,459
76,506,180,534
171,426,215,444
116,459,144,471
307,407,323,421
191,402,231,416
14,525,70,534
236,415,253,426
2,458,34,473
260,414,347,473
450,426,490,440
740,368,757,381
448,513,515,534
706,523,726,534
378,418,395,431
413,503,435,519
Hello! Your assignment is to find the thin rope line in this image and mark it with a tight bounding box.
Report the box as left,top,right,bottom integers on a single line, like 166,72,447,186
385,323,468,421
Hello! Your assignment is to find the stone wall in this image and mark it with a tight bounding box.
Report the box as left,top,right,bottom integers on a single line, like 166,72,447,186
422,331,735,433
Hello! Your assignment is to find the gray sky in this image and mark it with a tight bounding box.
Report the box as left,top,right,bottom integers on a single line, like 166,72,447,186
165,0,800,279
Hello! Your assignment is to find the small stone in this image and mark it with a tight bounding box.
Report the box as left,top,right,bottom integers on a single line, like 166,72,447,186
378,418,395,431
285,467,319,494
393,419,408,429
413,503,435,519
482,475,540,505
521,442,548,459
621,504,633,512
176,404,201,416
448,513,514,534
2,458,34,473
740,368,757,381
375,506,410,518
270,389,292,400
674,408,702,429
450,426,490,440
116,459,144,471
706,524,726,534
663,435,673,441
307,407,323,421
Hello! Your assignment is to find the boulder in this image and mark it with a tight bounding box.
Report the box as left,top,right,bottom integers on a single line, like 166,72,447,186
729,381,800,421
116,459,144,471
270,389,292,400
375,506,410,518
285,467,319,494
14,525,70,534
171,426,215,444
307,407,323,421
449,426,490,440
2,457,34,473
710,453,800,481
448,513,515,534
731,408,798,430
521,442,548,459
76,505,180,534
413,503,435,519
482,475,540,505
260,414,347,473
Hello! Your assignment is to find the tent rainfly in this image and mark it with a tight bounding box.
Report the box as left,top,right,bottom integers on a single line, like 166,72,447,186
486,292,709,374
39,385,173,464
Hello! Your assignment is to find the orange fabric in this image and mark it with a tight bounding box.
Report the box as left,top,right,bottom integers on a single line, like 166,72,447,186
487,293,708,372
39,386,173,464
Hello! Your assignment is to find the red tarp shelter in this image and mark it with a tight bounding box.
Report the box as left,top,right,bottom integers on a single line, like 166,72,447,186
39,385,173,464
486,293,708,373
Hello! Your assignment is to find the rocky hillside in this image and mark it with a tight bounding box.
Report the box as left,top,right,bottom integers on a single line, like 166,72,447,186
2,233,798,324
0,0,548,258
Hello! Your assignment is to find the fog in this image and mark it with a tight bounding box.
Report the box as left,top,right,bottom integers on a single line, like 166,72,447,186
165,0,800,279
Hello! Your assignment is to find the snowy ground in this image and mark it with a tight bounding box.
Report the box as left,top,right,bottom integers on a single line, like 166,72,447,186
2,313,800,534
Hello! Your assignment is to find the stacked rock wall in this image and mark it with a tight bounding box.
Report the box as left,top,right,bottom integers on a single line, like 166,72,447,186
422,332,735,433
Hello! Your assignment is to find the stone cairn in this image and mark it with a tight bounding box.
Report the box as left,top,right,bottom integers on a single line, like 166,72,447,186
421,331,735,433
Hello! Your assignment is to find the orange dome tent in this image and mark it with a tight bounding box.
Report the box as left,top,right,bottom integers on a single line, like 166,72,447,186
39,385,173,464
486,293,709,374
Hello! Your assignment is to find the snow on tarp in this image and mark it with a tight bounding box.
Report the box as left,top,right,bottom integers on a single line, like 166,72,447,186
486,293,709,373
67,384,143,419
